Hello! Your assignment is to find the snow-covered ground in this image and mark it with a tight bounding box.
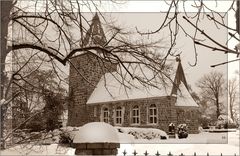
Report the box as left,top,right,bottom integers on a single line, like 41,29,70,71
116,127,168,142
0,144,75,155
1,128,239,155
119,129,240,156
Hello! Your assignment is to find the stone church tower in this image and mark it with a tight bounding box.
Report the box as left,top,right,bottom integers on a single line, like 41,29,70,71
67,13,117,126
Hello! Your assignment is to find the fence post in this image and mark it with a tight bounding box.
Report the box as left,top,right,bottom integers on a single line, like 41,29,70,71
72,122,120,155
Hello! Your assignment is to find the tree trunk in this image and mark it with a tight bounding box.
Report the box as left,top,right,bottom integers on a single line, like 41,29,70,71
229,102,234,122
1,0,14,149
216,98,220,119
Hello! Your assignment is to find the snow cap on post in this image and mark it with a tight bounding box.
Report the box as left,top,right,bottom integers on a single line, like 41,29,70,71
73,122,119,143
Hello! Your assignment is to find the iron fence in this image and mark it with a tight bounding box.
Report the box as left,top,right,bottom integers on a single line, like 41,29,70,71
121,150,238,156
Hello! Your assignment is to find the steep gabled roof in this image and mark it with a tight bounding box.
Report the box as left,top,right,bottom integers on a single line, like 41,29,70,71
171,59,199,107
83,13,107,46
86,58,198,108
86,60,178,104
175,81,199,107
171,59,188,95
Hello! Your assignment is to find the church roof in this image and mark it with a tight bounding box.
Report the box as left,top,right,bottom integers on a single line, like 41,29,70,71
174,81,199,107
86,59,198,107
86,71,173,104
83,13,107,46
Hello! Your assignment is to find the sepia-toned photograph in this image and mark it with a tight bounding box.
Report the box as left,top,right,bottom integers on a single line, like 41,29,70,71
0,0,239,155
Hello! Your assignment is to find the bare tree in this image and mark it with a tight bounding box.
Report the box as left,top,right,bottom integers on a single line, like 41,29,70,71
228,78,239,122
136,1,240,67
1,0,173,148
1,0,239,149
196,71,225,119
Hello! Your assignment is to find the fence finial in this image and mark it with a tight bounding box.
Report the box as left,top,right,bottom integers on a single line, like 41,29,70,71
144,150,149,156
123,150,127,156
168,152,173,156
155,151,160,156
207,152,209,156
194,152,196,156
179,153,184,156
133,150,138,156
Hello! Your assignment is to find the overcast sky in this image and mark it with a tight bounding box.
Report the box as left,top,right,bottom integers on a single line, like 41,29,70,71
13,1,239,93
81,12,228,92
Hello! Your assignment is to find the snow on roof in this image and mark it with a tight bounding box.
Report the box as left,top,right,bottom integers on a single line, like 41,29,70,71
87,60,177,104
175,81,199,107
73,122,119,143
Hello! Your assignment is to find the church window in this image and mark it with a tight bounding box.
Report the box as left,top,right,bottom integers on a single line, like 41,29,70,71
102,107,109,123
149,104,157,124
115,106,123,125
132,105,140,124
94,107,97,117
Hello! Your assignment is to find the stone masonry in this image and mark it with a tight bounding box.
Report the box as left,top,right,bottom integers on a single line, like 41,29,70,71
68,52,117,126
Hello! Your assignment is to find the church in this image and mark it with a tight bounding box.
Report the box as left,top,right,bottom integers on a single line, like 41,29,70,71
67,13,199,134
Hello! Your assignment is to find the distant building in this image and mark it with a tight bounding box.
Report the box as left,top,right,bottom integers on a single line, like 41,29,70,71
68,13,199,133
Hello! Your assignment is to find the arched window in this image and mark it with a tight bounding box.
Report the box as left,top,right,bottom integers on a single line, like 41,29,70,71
149,104,157,124
102,107,109,123
132,105,140,124
115,106,123,125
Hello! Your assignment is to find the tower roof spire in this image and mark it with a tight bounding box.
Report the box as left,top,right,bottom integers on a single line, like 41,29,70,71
83,13,107,46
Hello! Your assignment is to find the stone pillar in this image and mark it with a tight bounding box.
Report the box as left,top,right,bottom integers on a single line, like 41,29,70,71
73,143,120,155
72,122,120,155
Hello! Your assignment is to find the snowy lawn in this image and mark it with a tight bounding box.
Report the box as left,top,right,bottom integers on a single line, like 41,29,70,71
0,144,75,155
118,129,240,156
116,127,168,142
1,128,239,155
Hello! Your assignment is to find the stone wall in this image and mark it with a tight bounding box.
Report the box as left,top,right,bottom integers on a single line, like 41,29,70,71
86,96,199,134
87,96,178,133
176,107,199,134
73,143,120,155
68,52,117,126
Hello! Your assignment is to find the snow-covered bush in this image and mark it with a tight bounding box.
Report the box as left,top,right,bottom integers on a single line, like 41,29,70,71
177,124,188,139
58,126,80,145
116,127,167,140
216,115,237,129
199,115,212,129
59,132,73,145
198,126,204,133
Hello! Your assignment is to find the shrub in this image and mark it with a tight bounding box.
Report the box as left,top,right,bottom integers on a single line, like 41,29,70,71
225,122,238,129
177,124,188,139
59,131,73,146
199,115,212,129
